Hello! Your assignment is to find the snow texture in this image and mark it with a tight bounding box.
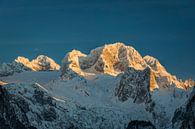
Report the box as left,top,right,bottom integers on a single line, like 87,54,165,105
0,42,194,129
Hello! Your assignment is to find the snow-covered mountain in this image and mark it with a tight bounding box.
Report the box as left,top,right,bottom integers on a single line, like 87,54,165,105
15,55,60,71
61,43,194,89
0,43,194,129
0,55,60,77
61,43,147,77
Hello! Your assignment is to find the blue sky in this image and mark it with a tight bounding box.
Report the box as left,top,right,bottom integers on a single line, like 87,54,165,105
0,0,195,79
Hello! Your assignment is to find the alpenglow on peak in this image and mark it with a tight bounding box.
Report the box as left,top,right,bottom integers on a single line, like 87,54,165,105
61,42,194,90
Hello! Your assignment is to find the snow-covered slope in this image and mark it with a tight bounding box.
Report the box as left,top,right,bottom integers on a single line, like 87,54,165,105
0,82,150,129
0,67,193,129
0,61,31,77
0,55,60,77
0,42,194,129
0,71,60,85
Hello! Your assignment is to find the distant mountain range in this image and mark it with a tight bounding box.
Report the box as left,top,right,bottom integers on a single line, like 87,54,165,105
0,55,60,77
0,43,194,129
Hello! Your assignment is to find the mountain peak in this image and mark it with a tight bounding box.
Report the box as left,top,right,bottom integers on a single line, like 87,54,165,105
0,55,60,77
16,55,60,71
0,42,194,129
143,55,167,73
61,42,147,76
61,42,194,90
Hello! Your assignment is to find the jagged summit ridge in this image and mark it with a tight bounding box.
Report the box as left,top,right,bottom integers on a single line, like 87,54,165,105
16,55,60,71
61,43,147,77
144,55,194,89
0,55,60,77
143,55,167,72
80,43,147,74
61,42,194,89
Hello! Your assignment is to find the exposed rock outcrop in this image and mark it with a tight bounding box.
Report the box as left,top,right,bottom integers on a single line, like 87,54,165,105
126,120,156,129
0,83,73,129
115,67,157,103
172,87,195,129
0,83,132,129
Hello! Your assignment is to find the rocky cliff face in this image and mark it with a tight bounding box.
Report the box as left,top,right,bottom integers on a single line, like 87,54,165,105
126,120,156,129
115,67,157,114
115,67,155,103
172,87,195,129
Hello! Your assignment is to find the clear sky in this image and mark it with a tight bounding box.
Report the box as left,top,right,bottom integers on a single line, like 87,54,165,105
0,0,195,79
